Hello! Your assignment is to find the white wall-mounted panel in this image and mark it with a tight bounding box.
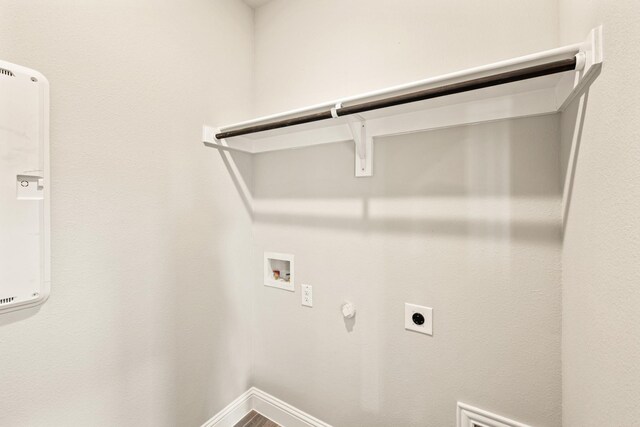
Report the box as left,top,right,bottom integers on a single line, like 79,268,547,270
0,59,50,314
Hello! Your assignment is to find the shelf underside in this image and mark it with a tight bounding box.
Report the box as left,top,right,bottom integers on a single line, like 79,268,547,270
218,72,575,154
208,66,598,156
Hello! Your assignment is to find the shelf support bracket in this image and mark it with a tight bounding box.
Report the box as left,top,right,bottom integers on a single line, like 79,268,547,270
202,125,218,146
347,116,372,177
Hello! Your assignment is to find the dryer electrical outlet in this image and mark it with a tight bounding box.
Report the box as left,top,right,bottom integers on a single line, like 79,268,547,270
0,59,50,314
405,303,433,335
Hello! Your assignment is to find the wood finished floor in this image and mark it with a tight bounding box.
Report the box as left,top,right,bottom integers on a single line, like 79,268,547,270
233,410,280,427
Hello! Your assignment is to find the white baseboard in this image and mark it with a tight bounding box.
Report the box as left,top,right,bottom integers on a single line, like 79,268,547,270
202,388,254,427
202,387,332,427
457,402,531,427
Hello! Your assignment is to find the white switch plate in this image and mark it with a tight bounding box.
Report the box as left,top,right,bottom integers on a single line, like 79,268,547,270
302,284,312,307
405,303,432,335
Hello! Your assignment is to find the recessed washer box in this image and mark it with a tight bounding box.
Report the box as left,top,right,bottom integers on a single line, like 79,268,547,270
264,252,294,291
0,59,50,314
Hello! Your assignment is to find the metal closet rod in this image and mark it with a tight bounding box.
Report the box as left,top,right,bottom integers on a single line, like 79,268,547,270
215,56,578,140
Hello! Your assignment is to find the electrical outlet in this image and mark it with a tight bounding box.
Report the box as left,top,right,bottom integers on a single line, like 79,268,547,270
405,303,432,335
302,284,312,307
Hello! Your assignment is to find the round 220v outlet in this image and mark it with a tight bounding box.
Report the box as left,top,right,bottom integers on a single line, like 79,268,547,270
405,303,433,335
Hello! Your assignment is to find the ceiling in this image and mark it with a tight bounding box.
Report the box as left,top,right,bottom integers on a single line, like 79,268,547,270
243,0,273,8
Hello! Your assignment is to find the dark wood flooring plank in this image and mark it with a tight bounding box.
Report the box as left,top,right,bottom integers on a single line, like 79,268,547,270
233,410,259,427
241,412,280,427
251,415,268,427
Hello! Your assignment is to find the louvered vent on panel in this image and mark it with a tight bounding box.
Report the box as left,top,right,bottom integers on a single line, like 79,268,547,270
0,297,15,305
0,67,14,77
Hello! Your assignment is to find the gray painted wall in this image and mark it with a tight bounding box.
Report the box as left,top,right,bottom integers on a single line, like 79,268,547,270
2,1,634,426
560,0,640,425
250,116,562,426
249,1,563,425
0,1,254,426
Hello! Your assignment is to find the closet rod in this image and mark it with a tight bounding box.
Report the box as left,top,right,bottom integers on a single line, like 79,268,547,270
215,56,578,140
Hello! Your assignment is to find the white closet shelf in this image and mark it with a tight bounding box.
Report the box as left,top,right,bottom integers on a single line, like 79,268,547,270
203,26,602,177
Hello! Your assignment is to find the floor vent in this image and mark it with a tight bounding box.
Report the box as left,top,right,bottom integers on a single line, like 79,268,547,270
0,67,14,77
457,402,531,427
0,297,15,305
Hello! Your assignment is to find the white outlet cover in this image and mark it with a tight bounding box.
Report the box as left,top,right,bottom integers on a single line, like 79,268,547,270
405,303,433,335
301,284,312,307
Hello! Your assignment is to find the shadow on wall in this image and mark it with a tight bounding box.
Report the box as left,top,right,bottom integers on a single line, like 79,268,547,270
343,313,356,333
559,57,602,235
171,147,255,425
219,149,254,221
561,91,591,235
0,306,41,327
222,114,564,427
221,115,563,246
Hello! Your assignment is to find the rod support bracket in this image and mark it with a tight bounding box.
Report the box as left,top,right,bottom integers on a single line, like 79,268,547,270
347,116,372,177
203,125,231,150
202,125,218,144
331,102,342,118
575,51,587,71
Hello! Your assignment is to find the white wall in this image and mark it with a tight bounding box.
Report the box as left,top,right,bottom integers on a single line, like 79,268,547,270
3,1,633,426
253,0,559,116
559,1,640,425
251,117,563,427
250,1,562,425
0,1,254,426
